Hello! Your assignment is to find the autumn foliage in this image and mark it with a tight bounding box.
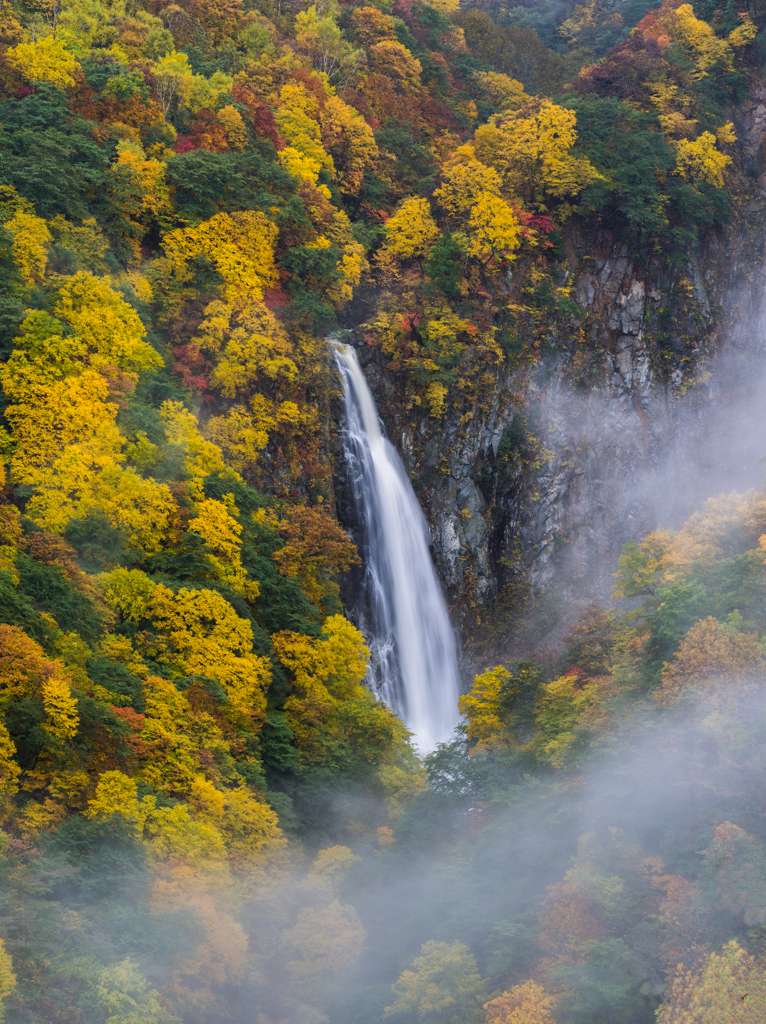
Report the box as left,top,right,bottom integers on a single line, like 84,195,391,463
0,0,760,1020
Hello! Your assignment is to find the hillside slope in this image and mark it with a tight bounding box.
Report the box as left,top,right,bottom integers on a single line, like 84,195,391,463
1,0,766,1021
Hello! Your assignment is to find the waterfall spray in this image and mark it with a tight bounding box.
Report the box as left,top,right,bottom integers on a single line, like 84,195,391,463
333,342,460,751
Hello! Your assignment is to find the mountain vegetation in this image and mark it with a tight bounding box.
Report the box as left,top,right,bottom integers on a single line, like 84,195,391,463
0,0,765,1021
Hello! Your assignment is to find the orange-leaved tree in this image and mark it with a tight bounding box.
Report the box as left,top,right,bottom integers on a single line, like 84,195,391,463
270,503,360,609
656,616,765,707
484,980,558,1024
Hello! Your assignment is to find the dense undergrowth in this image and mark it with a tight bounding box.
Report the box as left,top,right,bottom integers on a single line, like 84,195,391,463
0,0,766,1020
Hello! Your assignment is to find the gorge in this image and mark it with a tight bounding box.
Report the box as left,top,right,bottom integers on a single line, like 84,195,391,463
3,1,766,1022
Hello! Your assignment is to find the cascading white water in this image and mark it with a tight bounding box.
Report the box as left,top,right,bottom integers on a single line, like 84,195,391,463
333,342,460,751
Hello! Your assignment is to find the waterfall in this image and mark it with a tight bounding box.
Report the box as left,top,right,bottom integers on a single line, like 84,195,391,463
333,342,460,752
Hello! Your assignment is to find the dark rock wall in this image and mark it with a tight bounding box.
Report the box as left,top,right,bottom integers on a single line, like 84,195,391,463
339,74,766,665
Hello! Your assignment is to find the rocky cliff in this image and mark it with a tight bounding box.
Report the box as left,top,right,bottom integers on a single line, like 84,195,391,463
338,72,766,668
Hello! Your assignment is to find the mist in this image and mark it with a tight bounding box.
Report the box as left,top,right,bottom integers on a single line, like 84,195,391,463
5,334,766,1024
502,292,766,635
255,685,766,1024
2,0,765,1016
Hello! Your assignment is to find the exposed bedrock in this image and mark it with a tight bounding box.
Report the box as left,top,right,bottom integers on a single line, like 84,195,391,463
338,74,766,662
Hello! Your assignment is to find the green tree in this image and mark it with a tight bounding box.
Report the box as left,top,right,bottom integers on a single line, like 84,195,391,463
384,940,486,1023
97,958,181,1024
425,233,467,299
0,88,110,223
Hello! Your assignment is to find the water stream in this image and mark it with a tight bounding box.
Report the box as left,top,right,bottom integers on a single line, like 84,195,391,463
333,342,460,751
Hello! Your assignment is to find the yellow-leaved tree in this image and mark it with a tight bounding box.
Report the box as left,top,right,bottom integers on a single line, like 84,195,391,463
376,197,439,279
436,151,504,221
468,192,521,266
0,937,16,1023
434,150,522,266
657,940,766,1023
0,624,84,831
664,4,735,79
276,81,335,193
0,271,174,549
294,2,364,85
113,577,271,721
151,50,195,119
188,775,285,864
107,141,172,260
459,661,546,753
187,69,235,114
162,211,279,307
473,100,600,210
0,624,79,741
319,93,379,196
86,769,227,865
86,767,284,869
0,721,20,820
325,209,368,307
272,615,369,754
204,406,271,474
192,297,312,471
159,399,230,489
3,365,174,549
6,35,80,87
138,673,223,795
666,490,766,572
5,209,52,284
54,272,163,373
217,105,249,149
187,496,260,600
206,301,297,398
473,71,528,112
459,665,516,752
673,130,732,188
3,271,161,396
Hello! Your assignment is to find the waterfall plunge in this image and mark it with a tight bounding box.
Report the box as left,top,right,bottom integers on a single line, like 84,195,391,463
333,343,460,752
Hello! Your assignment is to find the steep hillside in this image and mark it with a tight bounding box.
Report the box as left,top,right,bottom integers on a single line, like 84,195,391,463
1,0,766,1022
355,63,766,661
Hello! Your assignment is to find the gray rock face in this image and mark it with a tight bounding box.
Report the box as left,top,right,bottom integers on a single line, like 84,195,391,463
340,75,766,663
357,355,516,604
356,232,733,614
